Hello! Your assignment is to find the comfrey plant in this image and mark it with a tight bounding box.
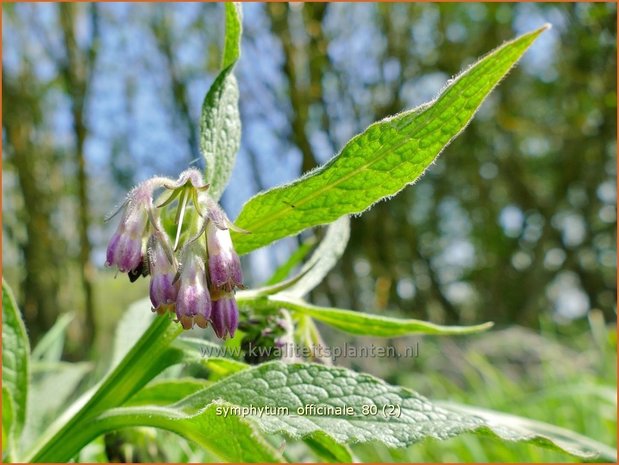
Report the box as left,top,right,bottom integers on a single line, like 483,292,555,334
3,5,615,464
105,169,243,336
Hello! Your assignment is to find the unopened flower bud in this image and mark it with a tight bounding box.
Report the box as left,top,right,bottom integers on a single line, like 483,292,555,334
206,222,243,293
105,183,154,273
176,248,211,330
148,234,178,314
210,295,239,339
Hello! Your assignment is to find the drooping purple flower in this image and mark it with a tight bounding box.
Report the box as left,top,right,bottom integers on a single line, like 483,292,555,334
206,222,243,293
210,295,239,339
148,234,178,314
105,183,154,273
175,249,211,330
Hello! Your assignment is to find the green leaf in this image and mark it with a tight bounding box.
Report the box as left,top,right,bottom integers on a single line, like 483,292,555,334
264,296,494,337
177,361,604,459
265,237,316,286
3,387,15,462
200,3,242,200
303,431,355,463
124,379,209,407
110,298,158,369
438,402,617,462
2,279,30,440
31,312,74,363
222,3,242,69
285,216,350,297
173,336,249,380
231,25,549,255
55,403,285,463
27,308,184,462
236,217,350,299
21,362,92,453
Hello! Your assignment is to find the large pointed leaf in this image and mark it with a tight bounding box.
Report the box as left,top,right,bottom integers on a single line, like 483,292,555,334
176,361,606,459
255,295,493,337
232,25,549,255
200,3,242,200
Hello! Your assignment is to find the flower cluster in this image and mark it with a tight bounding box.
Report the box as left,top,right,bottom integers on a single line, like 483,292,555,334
105,169,243,338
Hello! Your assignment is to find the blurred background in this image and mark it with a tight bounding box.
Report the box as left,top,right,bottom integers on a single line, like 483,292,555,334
2,3,617,461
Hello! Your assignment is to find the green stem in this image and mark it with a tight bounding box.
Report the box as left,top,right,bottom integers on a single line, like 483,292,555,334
26,314,183,462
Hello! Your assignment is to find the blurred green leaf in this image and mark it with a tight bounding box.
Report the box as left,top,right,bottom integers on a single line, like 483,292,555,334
178,361,605,459
27,308,183,462
22,362,91,452
285,216,350,297
231,25,549,255
439,402,617,462
31,313,74,363
303,431,355,463
238,217,350,299
266,295,494,337
200,3,242,200
2,279,30,441
265,237,316,286
110,299,158,369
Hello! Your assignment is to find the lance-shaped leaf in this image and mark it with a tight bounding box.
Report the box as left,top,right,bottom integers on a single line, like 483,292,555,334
200,3,242,200
263,295,493,337
232,25,549,255
176,361,608,460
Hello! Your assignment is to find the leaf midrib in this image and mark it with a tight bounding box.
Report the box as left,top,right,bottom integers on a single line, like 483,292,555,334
237,41,513,235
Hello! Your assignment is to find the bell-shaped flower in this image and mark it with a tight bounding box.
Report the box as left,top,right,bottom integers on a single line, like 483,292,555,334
206,221,243,293
175,247,211,330
210,294,239,339
147,233,179,314
105,182,155,273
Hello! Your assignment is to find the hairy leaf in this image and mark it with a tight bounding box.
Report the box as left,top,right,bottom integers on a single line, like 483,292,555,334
267,296,493,337
232,26,549,255
200,3,242,200
2,279,30,440
178,361,604,459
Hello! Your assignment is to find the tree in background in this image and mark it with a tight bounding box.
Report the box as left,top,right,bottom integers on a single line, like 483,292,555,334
2,3,616,358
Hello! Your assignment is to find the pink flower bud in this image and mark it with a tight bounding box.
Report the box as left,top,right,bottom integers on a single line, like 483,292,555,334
206,222,243,293
176,250,211,330
148,234,178,314
210,295,239,339
105,183,154,273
